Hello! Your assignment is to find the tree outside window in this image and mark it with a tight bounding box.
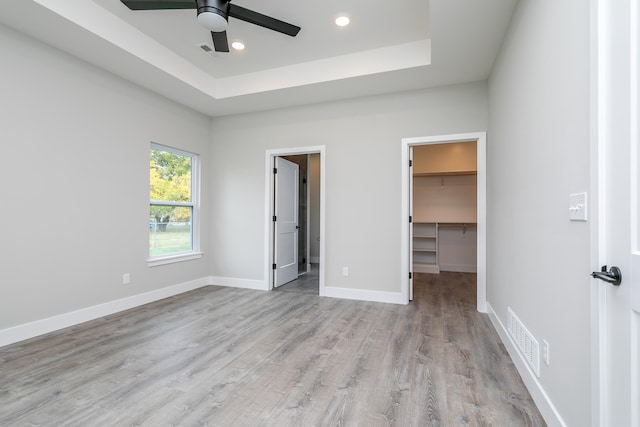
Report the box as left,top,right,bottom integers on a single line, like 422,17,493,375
149,144,198,258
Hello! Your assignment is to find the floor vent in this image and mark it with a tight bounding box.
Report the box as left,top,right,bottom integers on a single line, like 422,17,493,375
507,307,540,377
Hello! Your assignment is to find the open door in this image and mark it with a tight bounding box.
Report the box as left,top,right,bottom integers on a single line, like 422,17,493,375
274,157,299,287
409,146,414,301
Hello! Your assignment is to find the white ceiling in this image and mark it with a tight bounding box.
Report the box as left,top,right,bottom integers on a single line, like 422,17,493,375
0,0,517,117
94,0,431,78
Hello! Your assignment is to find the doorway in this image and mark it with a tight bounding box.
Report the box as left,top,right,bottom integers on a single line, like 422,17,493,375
401,132,487,310
265,146,325,295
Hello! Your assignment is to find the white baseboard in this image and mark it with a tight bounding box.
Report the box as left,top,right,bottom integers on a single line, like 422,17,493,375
0,277,210,348
210,276,267,291
439,264,477,273
486,302,567,427
322,286,406,305
309,257,320,264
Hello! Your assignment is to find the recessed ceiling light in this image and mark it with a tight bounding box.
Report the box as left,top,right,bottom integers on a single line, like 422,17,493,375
231,41,245,51
335,16,350,27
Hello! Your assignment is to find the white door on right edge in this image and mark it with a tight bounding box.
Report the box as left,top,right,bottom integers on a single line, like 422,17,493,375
596,0,639,424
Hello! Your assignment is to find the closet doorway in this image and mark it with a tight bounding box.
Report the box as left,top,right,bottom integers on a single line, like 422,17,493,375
400,133,486,311
265,146,325,295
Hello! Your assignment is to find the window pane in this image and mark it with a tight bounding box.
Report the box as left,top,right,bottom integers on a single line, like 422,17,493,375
150,148,192,202
149,206,192,256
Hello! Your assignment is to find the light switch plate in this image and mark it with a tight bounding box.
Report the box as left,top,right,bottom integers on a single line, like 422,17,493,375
569,192,587,221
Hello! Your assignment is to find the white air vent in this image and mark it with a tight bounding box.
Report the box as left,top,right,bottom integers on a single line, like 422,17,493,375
198,43,213,53
507,307,540,377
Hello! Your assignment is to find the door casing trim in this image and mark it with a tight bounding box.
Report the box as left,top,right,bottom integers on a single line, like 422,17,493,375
400,132,487,310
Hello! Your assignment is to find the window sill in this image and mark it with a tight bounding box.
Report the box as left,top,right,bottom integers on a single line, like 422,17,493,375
147,252,203,267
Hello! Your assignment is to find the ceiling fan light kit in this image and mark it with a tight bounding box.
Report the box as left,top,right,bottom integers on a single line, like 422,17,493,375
196,0,228,32
120,0,300,53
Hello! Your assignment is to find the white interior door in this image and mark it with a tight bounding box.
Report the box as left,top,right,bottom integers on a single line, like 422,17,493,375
409,146,414,301
274,157,299,287
595,0,639,424
633,6,640,423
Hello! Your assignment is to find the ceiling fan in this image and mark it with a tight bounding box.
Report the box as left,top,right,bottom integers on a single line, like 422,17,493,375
120,0,301,53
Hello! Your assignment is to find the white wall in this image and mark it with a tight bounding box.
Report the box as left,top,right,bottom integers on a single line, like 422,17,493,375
487,0,591,425
0,24,211,331
412,175,477,223
209,82,488,294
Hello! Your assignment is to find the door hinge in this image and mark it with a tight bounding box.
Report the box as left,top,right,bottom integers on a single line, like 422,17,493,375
272,263,277,270
303,178,307,184
409,160,413,167
273,216,277,222
409,272,412,279
273,167,277,174
303,258,306,264
409,216,412,223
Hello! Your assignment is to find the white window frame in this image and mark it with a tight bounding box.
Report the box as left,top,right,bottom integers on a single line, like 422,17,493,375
148,142,202,267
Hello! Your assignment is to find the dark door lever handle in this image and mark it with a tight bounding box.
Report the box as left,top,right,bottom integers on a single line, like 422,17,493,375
591,265,622,286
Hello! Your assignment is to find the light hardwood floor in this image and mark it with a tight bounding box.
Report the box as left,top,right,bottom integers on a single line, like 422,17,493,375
276,264,319,295
0,273,546,426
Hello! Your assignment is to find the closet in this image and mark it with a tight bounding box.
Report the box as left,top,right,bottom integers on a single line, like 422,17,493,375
412,141,477,274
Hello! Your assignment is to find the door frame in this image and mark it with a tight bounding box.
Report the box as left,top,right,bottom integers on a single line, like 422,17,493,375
265,146,325,293
400,132,487,310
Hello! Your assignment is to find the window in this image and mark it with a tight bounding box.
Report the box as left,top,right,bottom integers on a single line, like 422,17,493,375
149,143,200,264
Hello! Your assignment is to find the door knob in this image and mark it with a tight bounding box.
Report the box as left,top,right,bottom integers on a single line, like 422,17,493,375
591,265,622,286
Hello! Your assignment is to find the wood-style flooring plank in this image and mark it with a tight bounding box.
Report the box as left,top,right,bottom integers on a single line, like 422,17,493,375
0,273,546,426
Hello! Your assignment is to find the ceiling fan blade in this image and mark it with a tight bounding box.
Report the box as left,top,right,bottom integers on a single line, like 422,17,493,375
228,4,300,37
120,0,196,10
211,31,230,52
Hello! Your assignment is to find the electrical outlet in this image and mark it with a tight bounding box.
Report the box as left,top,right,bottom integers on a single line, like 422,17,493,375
543,340,550,366
342,267,349,276
123,273,130,285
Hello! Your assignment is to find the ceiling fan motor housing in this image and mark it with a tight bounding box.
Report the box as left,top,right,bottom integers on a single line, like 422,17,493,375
197,0,229,32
